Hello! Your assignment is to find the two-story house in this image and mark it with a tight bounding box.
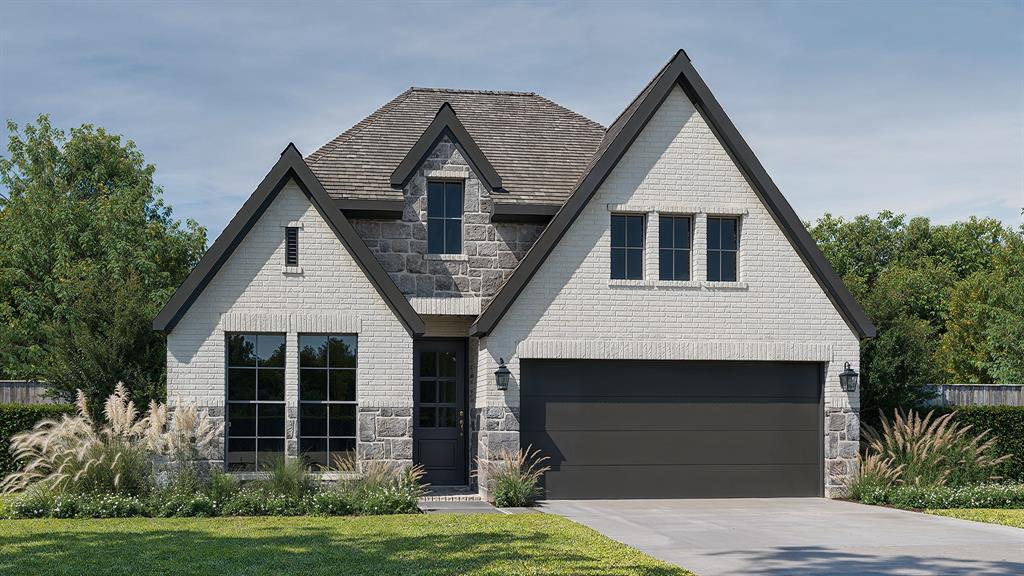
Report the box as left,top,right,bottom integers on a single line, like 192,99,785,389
154,50,874,499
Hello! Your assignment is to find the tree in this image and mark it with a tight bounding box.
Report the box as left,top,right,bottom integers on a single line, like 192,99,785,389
0,115,206,406
808,212,1023,416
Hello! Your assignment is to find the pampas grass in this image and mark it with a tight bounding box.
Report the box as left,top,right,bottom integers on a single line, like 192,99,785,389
2,382,223,496
473,444,550,507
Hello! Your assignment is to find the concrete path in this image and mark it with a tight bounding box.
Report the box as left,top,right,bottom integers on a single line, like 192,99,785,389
543,498,1024,576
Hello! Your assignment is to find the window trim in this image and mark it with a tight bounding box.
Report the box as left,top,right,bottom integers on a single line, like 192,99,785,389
426,179,464,255
706,215,740,282
610,213,646,280
297,333,358,469
225,332,287,472
658,214,693,281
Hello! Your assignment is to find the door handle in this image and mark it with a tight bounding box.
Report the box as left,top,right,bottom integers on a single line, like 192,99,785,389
459,410,464,437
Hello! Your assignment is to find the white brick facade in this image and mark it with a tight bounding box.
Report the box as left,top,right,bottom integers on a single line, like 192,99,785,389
166,181,413,463
476,86,861,496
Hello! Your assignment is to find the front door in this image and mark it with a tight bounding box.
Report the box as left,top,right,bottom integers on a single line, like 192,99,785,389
414,340,467,485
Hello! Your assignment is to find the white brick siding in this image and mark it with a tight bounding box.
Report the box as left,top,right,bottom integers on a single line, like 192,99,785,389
478,86,861,495
166,181,413,453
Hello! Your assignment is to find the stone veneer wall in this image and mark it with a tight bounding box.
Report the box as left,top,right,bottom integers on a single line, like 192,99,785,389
351,136,545,303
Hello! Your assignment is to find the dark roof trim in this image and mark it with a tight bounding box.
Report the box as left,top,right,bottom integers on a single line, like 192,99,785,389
336,198,405,219
390,102,503,191
471,50,875,339
154,144,425,336
491,202,559,223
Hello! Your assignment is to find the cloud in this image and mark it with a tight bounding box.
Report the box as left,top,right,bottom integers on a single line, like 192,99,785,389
1,0,1021,238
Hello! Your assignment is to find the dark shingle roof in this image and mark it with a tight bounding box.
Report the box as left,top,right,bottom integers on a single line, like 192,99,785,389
306,88,606,205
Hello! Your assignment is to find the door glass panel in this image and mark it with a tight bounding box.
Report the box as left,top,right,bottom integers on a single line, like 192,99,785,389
438,352,456,377
419,380,436,404
419,407,436,428
420,352,437,377
438,407,457,428
438,380,456,403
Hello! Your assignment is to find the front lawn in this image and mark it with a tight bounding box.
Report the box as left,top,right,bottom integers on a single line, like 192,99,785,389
927,508,1024,529
0,513,692,576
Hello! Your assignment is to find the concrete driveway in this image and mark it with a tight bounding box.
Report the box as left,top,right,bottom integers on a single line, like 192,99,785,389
542,498,1024,576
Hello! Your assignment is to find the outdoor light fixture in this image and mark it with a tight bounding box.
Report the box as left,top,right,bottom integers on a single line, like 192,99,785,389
494,358,511,391
839,362,859,392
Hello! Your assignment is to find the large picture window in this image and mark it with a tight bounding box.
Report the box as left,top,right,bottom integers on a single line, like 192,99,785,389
427,180,463,254
298,334,358,468
707,216,739,282
659,215,691,281
226,333,285,471
610,214,645,280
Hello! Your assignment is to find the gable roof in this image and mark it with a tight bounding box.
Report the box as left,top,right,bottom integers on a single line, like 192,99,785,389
390,102,502,190
306,88,605,206
471,50,876,339
153,144,425,336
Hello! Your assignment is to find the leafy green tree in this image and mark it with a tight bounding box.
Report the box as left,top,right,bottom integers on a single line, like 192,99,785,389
0,115,205,405
809,212,1023,416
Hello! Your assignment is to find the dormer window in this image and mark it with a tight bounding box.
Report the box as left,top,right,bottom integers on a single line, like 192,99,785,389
427,181,463,254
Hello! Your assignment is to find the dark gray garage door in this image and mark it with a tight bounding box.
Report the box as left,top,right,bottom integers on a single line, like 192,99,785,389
520,360,823,499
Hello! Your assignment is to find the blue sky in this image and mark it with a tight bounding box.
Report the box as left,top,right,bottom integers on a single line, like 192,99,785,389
2,1,1022,238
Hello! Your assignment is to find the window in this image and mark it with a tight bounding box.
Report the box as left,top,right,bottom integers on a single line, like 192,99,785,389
610,214,644,280
226,333,285,471
707,217,739,282
427,181,463,254
418,350,457,428
285,227,299,267
298,334,357,468
659,215,691,281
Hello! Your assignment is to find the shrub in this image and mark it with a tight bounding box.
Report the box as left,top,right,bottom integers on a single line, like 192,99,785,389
1,383,222,497
0,403,75,477
7,484,56,518
330,458,426,515
474,445,551,507
220,488,305,517
252,456,316,499
149,491,216,518
861,409,1009,487
933,406,1024,482
8,489,148,519
860,483,1024,509
305,489,355,516
206,469,240,508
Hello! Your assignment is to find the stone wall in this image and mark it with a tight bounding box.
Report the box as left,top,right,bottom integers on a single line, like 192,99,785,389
357,406,414,469
351,136,545,303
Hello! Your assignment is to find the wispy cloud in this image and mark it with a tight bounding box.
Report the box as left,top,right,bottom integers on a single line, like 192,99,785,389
2,0,1021,238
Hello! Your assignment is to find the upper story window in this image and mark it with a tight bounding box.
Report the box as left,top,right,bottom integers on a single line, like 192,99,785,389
610,214,644,280
659,215,691,281
707,216,739,282
285,227,299,267
427,181,463,254
225,333,286,471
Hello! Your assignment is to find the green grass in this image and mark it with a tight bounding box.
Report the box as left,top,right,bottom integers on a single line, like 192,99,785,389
927,508,1024,529
0,514,692,576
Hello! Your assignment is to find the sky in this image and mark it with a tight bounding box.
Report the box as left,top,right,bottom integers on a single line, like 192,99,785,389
1,0,1022,239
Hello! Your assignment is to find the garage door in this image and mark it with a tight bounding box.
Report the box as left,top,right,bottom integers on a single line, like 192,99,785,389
520,360,822,499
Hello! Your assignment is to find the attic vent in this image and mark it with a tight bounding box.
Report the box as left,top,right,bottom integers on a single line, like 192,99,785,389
285,227,299,266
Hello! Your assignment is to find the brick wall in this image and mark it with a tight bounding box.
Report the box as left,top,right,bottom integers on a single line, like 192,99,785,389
166,181,414,468
477,86,862,497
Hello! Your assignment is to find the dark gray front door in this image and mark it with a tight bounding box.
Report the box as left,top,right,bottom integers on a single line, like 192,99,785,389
520,360,823,499
414,340,467,485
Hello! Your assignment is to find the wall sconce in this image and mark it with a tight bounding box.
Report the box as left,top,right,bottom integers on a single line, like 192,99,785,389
494,358,511,391
839,362,859,392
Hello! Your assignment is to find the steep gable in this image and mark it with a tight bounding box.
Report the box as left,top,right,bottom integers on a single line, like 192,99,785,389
472,51,875,339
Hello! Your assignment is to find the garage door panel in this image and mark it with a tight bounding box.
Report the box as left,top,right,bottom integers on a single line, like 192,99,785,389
521,401,820,432
543,464,822,499
519,359,822,499
527,430,820,466
521,360,820,400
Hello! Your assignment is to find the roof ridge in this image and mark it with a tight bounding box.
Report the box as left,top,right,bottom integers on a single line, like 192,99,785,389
306,88,416,165
409,86,538,96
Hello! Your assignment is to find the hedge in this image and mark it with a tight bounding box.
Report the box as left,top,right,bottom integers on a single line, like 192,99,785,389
935,405,1024,482
0,403,75,478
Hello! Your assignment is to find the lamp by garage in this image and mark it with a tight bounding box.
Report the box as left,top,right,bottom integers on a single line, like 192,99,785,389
494,358,511,391
839,362,859,392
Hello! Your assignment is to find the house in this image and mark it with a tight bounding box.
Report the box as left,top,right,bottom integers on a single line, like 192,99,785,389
153,50,874,499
